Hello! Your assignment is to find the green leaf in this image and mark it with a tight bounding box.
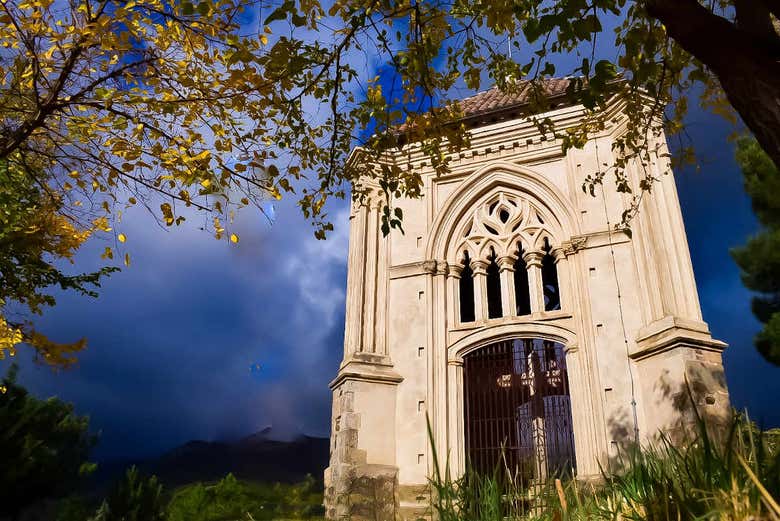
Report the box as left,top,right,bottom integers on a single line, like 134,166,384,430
264,1,293,25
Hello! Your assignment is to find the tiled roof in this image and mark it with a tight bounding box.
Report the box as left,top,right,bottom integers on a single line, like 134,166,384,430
397,78,575,134
455,78,573,121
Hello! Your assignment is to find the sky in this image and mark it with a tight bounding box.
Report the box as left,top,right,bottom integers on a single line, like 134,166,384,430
5,10,779,461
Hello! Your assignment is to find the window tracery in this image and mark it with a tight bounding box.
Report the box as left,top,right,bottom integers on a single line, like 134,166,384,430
454,192,558,262
451,191,564,324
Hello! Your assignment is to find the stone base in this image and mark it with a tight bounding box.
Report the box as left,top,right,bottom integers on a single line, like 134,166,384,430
324,463,400,521
325,361,403,520
398,483,430,521
632,317,730,443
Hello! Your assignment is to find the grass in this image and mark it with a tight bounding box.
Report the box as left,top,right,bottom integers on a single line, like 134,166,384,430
53,474,324,521
428,412,780,521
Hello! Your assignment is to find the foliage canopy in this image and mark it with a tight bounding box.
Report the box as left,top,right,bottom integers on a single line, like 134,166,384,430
2,0,778,237
90,466,167,521
0,364,96,519
732,137,780,366
0,163,117,365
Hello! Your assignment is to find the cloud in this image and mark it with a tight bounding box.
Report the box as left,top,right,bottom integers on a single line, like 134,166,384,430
9,195,349,460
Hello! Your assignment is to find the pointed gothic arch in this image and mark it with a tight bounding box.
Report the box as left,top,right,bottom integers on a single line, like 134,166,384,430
425,161,581,264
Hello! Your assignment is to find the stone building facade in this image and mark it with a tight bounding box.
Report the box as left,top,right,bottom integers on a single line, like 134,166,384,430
324,82,730,521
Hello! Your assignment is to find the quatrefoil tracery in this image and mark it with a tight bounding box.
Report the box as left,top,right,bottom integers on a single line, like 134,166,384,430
454,192,559,263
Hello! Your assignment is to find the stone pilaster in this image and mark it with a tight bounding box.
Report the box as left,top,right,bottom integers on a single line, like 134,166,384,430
325,196,402,521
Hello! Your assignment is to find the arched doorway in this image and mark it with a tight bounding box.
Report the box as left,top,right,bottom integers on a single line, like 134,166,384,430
463,338,576,482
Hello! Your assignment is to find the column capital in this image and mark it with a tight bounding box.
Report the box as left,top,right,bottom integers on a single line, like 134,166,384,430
497,254,517,272
423,259,449,276
552,247,567,263
448,264,463,279
470,259,489,276
522,250,544,267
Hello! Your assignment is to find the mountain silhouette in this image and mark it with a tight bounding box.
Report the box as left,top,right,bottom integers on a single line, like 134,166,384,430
90,429,329,492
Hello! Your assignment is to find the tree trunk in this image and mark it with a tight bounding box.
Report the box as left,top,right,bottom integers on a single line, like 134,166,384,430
645,0,780,168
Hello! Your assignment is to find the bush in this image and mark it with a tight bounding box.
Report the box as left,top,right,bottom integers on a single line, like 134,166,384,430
0,364,96,520
90,467,166,521
167,474,324,521
55,495,95,521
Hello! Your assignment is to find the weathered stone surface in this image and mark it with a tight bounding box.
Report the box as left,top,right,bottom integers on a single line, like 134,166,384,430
325,463,399,521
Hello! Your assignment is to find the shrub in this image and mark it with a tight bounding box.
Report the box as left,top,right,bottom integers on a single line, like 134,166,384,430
0,364,96,520
167,474,324,521
90,467,167,521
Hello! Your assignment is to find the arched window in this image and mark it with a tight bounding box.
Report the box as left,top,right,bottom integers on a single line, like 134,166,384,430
514,244,532,316
541,238,561,311
486,249,503,319
459,251,475,322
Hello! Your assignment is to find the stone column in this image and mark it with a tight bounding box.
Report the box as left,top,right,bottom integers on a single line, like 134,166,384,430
552,248,568,312
447,360,465,477
431,261,450,464
362,202,380,354
374,205,389,356
523,251,545,314
560,239,611,477
448,265,463,325
652,150,703,321
498,254,517,317
563,344,599,476
471,259,489,321
343,202,367,357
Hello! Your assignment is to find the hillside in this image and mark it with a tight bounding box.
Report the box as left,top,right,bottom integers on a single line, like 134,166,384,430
90,430,330,492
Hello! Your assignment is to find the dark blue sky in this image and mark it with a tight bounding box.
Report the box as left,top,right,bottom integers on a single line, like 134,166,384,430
7,90,779,461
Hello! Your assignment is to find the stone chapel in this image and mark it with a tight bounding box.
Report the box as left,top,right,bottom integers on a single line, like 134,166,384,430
324,79,731,521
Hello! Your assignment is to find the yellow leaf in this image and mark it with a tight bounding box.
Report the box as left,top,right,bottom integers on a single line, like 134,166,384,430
230,233,239,243
118,233,126,243
124,253,131,266
260,34,268,45
201,178,211,188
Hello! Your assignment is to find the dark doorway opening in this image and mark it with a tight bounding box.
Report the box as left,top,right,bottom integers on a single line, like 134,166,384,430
463,338,576,485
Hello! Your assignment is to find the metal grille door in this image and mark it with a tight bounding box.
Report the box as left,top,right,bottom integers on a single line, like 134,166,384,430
463,339,576,483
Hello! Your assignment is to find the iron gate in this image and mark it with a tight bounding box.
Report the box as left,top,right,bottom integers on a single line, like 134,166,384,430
463,338,576,484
